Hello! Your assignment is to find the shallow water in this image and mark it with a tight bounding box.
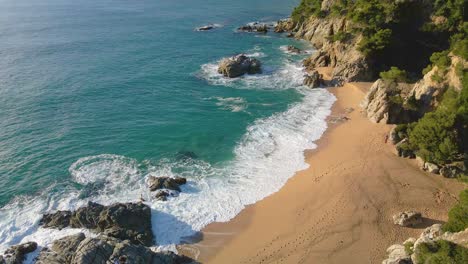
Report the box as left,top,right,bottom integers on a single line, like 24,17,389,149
0,0,335,254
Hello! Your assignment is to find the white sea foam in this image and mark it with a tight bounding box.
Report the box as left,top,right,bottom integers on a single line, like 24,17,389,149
0,54,335,260
208,96,248,112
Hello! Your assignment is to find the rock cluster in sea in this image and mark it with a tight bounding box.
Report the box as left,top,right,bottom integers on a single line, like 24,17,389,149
0,202,196,264
217,54,262,78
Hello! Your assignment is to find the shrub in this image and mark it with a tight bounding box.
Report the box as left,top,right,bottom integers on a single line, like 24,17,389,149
358,29,392,56
328,32,352,42
443,189,468,232
380,67,408,82
415,240,468,264
291,0,324,23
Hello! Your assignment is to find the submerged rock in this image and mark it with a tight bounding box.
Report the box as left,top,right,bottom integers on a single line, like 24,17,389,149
286,45,302,54
1,241,37,264
393,211,423,227
218,54,262,78
40,202,154,246
196,25,213,31
147,176,187,192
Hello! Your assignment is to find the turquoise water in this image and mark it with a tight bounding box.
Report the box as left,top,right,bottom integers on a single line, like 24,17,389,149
0,0,335,253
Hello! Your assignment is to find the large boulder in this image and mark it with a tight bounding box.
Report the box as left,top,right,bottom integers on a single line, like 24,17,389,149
440,162,466,178
303,70,323,88
424,162,440,174
147,176,187,192
40,202,154,246
393,211,423,227
1,242,37,264
218,54,262,78
97,203,153,246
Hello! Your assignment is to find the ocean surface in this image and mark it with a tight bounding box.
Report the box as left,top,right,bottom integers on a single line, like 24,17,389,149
0,0,335,256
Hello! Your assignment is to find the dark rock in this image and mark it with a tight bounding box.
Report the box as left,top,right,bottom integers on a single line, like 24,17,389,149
152,251,195,264
196,25,213,31
286,32,294,38
396,139,415,159
41,202,154,247
40,210,72,229
218,54,262,78
70,201,104,229
2,242,37,264
440,162,466,178
97,202,153,246
73,236,116,264
154,190,171,201
237,22,269,33
303,70,323,88
148,176,187,192
286,45,302,54
393,211,423,227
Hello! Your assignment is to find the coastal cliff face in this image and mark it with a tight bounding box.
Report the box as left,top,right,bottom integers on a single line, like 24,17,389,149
280,12,371,85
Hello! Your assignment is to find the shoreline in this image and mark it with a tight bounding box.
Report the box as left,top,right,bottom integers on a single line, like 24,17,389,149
180,79,465,263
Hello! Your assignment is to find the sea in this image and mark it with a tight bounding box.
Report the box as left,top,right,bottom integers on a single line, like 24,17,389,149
0,0,336,258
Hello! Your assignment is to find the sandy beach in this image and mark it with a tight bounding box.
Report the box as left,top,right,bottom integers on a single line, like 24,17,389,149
181,80,465,263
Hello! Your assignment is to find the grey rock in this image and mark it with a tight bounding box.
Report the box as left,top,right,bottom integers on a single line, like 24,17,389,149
286,45,302,54
237,22,269,33
36,233,86,264
393,211,423,227
218,54,262,78
72,236,116,264
440,162,465,178
40,210,72,229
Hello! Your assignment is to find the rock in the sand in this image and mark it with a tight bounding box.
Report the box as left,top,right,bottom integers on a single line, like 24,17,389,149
303,70,323,88
217,54,262,78
382,244,412,264
424,162,440,174
395,139,415,159
440,162,466,178
147,176,187,192
393,211,423,227
1,241,37,264
286,45,302,54
40,202,154,246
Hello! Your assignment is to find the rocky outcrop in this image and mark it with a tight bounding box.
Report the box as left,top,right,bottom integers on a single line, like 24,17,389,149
274,18,296,33
303,70,323,88
0,242,37,264
147,176,187,192
40,202,154,246
362,80,416,124
294,16,372,85
218,54,262,78
237,22,270,33
35,233,194,264
393,211,423,227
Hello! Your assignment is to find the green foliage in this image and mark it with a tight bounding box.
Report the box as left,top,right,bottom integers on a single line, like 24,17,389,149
415,239,468,264
443,189,468,232
380,67,408,82
408,88,461,164
348,0,391,30
358,29,392,56
404,241,414,255
291,0,324,23
430,50,451,69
